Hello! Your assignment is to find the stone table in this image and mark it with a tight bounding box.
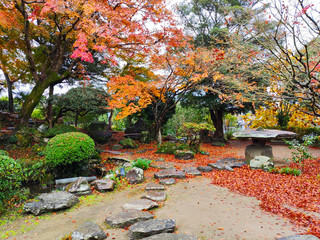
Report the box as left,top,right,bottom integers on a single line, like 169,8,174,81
233,129,297,163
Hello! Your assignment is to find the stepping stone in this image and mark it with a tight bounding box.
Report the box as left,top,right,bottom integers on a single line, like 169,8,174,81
105,209,154,228
122,199,159,211
108,156,132,165
71,221,107,240
128,219,176,240
142,191,167,202
197,166,213,172
208,158,246,171
154,169,186,179
277,236,320,240
145,183,165,191
150,161,174,169
141,233,198,240
105,150,123,155
159,178,176,185
183,167,202,176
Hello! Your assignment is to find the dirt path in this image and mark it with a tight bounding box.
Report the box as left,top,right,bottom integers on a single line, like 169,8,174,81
2,140,318,240
2,178,304,240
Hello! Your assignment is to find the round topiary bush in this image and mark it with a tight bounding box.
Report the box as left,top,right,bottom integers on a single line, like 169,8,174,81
45,132,95,168
0,154,24,212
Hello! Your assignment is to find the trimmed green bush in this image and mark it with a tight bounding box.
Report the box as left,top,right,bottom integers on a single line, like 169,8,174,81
45,132,95,168
44,124,79,138
0,154,24,213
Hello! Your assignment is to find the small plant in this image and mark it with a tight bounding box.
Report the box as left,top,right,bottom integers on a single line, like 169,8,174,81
45,132,95,177
18,159,49,183
132,158,152,170
178,122,215,153
284,135,317,168
269,167,301,176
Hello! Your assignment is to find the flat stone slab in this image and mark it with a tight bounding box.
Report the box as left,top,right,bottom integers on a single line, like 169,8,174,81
145,183,165,191
122,199,159,211
141,233,198,240
23,191,79,216
197,166,213,172
183,167,202,176
142,191,167,202
154,169,186,179
71,221,107,240
277,236,320,240
105,150,123,155
208,158,246,171
233,129,296,140
150,161,174,169
159,178,176,185
128,219,176,240
105,209,154,228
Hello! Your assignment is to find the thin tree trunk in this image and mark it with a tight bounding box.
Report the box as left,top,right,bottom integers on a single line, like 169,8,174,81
108,109,113,131
75,113,79,127
4,73,14,113
47,84,54,128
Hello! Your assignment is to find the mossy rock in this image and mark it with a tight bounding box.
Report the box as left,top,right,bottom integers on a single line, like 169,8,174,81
119,138,139,149
174,150,195,160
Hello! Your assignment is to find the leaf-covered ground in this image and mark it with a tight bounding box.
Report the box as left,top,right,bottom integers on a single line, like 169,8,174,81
102,136,320,237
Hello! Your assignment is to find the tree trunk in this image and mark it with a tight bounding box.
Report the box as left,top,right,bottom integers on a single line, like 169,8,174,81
4,73,14,113
75,113,79,127
156,124,162,146
108,109,113,131
19,81,49,127
46,84,54,128
209,107,224,139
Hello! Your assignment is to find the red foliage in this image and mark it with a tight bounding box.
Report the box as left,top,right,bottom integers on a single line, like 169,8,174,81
211,160,320,237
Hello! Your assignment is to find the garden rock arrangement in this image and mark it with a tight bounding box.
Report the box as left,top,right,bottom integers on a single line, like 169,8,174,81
23,191,79,216
174,150,195,160
126,167,144,184
90,179,115,191
66,177,92,196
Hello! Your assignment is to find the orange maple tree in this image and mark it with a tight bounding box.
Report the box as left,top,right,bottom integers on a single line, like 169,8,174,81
0,0,183,126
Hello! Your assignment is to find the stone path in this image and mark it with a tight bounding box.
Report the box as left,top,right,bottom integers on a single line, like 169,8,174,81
104,179,198,239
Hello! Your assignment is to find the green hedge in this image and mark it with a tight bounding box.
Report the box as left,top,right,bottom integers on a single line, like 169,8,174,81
45,132,95,167
0,152,24,213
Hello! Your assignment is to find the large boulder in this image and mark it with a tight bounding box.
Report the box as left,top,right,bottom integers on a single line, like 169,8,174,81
126,167,144,184
66,177,92,196
250,155,274,170
245,144,273,163
105,209,154,228
125,119,147,134
88,130,112,144
128,219,176,240
71,221,107,240
23,191,79,216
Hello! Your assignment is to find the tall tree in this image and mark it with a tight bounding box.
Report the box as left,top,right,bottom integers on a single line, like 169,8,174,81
177,0,269,140
0,0,182,127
